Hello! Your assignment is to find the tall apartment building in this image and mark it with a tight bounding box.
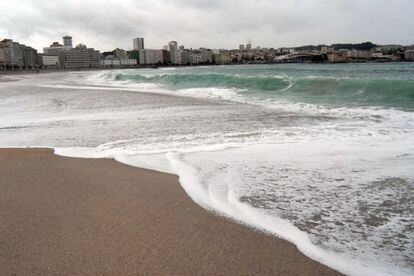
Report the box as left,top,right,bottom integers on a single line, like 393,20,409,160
168,41,178,64
0,39,38,69
177,49,186,65
246,43,252,51
133,37,145,50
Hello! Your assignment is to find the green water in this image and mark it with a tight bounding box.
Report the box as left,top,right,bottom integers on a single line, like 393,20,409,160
112,63,414,110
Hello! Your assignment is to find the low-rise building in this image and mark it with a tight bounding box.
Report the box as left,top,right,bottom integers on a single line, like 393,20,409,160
120,58,138,66
101,58,121,67
327,52,347,63
38,54,60,68
63,44,100,69
404,50,414,61
346,50,370,59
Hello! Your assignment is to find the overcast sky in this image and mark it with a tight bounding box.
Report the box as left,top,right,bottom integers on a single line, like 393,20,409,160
0,0,413,52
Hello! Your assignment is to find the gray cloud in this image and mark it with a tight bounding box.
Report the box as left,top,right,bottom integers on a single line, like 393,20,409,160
0,0,413,52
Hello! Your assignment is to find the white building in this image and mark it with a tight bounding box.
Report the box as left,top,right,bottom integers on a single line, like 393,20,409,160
133,37,144,50
168,41,178,64
120,58,137,66
101,58,137,67
346,50,370,59
101,59,120,67
40,55,60,68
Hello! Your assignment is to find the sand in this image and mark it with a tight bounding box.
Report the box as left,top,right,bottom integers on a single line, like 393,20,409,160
0,148,341,275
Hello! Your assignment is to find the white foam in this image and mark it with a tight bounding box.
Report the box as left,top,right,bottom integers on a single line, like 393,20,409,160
53,141,414,276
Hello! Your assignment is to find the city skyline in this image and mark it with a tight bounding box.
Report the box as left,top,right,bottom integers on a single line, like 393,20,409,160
1,0,413,52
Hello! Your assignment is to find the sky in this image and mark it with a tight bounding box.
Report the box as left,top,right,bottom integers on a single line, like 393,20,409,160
0,0,413,52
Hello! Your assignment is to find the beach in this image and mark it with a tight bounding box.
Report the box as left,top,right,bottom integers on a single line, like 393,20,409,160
0,148,340,275
1,65,413,275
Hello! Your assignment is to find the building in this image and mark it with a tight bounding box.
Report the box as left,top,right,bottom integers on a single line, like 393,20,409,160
128,50,140,62
0,39,24,68
239,44,245,52
327,52,347,63
168,41,178,51
404,50,414,61
246,43,252,51
162,50,170,65
144,49,166,65
43,41,71,55
63,36,73,48
101,58,120,67
120,58,137,66
213,50,232,64
0,39,38,69
22,45,38,68
0,48,4,69
321,46,334,53
113,48,128,59
101,57,137,67
168,41,178,64
200,48,213,63
38,54,60,68
184,50,201,65
63,44,100,69
133,37,144,50
346,50,370,59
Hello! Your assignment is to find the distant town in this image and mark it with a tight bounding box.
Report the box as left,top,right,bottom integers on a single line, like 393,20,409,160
1,36,414,71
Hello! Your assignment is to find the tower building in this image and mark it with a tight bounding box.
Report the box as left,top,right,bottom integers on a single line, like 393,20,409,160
133,37,145,50
63,36,73,48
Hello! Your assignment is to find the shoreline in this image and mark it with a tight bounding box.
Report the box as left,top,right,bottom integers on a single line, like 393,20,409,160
0,148,341,275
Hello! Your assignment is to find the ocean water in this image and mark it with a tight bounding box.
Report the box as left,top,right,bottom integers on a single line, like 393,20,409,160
1,63,413,275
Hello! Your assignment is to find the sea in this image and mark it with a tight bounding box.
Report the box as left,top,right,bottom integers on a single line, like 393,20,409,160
0,63,413,275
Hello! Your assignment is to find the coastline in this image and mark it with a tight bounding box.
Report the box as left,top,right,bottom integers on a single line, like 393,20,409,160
1,61,413,76
0,148,341,275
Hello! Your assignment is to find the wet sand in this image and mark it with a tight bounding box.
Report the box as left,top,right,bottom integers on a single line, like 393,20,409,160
0,148,341,275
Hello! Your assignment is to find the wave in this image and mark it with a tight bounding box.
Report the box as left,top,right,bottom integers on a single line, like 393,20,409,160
104,70,414,110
